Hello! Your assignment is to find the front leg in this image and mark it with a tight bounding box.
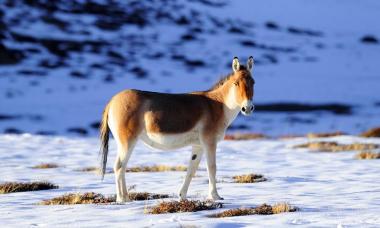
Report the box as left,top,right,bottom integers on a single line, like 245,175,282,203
178,145,203,200
203,140,223,200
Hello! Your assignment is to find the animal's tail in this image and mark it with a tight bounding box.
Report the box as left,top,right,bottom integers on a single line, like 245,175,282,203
99,102,111,180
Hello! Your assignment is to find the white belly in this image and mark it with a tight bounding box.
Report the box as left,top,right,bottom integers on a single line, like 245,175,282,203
140,130,200,150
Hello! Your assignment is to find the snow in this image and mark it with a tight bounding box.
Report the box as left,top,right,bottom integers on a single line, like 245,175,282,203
1,0,380,227
1,0,380,136
1,134,379,227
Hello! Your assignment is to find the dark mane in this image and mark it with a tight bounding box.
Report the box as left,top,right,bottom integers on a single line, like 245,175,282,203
208,65,248,91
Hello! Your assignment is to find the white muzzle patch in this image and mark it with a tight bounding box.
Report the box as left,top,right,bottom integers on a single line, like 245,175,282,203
241,100,254,116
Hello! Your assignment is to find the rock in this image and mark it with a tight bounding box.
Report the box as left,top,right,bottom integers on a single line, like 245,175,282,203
0,43,24,65
90,121,101,129
70,71,87,79
130,66,148,79
4,128,23,134
361,35,378,44
360,127,380,137
67,127,88,135
265,21,279,30
287,27,323,37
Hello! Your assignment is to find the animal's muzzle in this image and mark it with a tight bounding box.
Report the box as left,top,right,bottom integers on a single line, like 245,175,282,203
241,103,255,116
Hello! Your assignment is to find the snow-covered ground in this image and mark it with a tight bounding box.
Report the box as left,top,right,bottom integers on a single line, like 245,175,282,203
1,134,379,227
1,1,380,227
0,0,380,136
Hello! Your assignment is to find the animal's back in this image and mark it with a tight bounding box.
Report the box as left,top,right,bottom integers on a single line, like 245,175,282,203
140,91,206,134
108,89,209,136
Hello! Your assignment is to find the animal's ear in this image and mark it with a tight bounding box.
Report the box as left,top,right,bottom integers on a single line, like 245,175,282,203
232,57,240,72
247,56,254,71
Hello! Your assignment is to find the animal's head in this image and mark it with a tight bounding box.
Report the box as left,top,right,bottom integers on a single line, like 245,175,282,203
231,56,255,116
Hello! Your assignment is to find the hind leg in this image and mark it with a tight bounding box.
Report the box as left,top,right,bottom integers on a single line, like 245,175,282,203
114,139,136,203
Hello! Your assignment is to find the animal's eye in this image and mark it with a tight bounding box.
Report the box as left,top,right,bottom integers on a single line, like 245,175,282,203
234,82,239,86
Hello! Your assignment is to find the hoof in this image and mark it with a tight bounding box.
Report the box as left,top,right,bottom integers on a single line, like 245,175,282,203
178,192,187,201
207,194,224,201
116,196,131,203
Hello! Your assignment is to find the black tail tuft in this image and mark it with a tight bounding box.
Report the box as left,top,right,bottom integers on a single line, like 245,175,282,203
99,103,110,180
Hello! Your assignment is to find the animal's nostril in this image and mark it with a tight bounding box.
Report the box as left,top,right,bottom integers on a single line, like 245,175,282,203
242,107,246,112
250,106,254,111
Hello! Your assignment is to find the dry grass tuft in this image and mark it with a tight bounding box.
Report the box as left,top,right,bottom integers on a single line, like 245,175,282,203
254,203,275,215
271,202,298,214
75,167,100,173
278,134,302,139
39,192,169,205
148,200,223,214
39,192,114,205
224,133,267,140
75,165,186,174
355,151,380,160
126,165,187,172
233,174,267,183
210,207,255,217
129,192,170,201
307,131,345,138
32,163,59,169
210,203,297,218
0,181,58,194
293,141,379,152
360,127,380,138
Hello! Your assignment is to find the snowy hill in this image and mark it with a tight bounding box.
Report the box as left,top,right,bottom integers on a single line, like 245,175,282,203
1,134,380,227
1,2,380,226
0,0,380,136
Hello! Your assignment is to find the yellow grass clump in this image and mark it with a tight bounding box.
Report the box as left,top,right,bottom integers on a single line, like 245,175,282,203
75,167,100,173
306,131,345,138
39,192,113,205
224,133,267,140
293,141,379,152
129,192,170,201
210,203,298,218
75,165,187,173
210,207,255,217
0,181,58,194
233,174,267,183
355,151,380,160
32,163,59,169
39,192,170,205
148,200,223,214
126,165,187,172
271,202,297,214
279,134,302,139
360,127,380,138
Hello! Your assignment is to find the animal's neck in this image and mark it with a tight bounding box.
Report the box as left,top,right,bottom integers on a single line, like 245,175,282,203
207,82,240,127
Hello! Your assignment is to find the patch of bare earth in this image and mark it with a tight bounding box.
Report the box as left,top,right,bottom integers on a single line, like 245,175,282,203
75,165,186,174
32,163,59,169
224,133,267,140
75,167,100,173
148,200,223,214
360,127,380,138
0,182,58,194
39,192,169,205
210,203,298,218
278,134,302,139
306,131,345,138
126,165,187,172
129,192,170,201
39,192,114,205
233,174,267,183
355,151,380,160
293,141,379,152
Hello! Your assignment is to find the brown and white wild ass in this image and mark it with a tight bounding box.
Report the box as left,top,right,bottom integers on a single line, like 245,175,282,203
99,56,255,202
